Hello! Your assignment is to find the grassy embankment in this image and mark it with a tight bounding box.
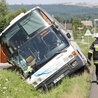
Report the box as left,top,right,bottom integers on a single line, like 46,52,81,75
0,36,95,98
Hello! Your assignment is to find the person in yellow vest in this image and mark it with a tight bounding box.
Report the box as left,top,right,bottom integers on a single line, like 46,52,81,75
88,33,98,83
25,56,35,74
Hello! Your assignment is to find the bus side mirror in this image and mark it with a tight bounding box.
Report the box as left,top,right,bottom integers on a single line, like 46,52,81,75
66,33,71,39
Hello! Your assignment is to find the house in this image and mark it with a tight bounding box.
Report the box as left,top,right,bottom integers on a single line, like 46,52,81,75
81,20,93,27
62,23,72,30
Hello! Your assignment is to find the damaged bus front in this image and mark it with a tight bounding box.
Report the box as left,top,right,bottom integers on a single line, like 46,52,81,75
0,7,88,89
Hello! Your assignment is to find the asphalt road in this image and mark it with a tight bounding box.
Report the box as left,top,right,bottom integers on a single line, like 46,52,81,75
90,67,98,98
0,63,12,69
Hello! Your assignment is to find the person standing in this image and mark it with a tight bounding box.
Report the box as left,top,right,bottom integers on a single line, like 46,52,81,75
88,33,98,83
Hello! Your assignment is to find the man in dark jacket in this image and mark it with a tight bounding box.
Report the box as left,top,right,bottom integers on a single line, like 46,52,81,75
88,33,98,83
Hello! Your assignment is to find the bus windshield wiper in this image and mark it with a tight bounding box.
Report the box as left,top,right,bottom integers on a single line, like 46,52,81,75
46,50,67,61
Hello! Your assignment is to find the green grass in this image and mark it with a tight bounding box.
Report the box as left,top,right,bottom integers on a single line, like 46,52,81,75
0,69,91,98
75,36,95,56
0,70,91,98
0,36,94,98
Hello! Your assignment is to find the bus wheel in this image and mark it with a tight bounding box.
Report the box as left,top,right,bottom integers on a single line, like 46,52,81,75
43,84,49,92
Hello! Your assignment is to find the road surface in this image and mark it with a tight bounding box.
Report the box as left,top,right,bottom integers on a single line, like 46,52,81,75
90,67,98,98
0,63,12,69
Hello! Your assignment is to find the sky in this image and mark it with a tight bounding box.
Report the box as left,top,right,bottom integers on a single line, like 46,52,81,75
6,0,98,5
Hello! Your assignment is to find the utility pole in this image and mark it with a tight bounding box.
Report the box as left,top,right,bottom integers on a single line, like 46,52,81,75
94,19,98,34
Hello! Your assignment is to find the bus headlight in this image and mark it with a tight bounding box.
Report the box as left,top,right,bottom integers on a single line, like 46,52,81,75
71,60,78,67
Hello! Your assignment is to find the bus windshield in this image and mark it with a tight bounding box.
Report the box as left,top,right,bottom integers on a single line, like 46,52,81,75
18,26,69,71
1,8,69,74
3,9,52,49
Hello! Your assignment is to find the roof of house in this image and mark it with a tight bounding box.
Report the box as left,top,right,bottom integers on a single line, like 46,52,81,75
81,20,93,26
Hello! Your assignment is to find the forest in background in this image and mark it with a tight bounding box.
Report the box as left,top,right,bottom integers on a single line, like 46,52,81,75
9,4,98,22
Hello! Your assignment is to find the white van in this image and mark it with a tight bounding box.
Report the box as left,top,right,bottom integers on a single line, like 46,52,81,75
0,7,88,89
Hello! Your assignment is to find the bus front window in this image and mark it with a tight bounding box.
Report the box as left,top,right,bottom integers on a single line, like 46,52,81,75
4,9,52,50
19,9,52,36
18,26,69,72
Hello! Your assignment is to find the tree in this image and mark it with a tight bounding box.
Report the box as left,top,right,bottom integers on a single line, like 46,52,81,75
55,16,63,23
72,18,84,38
0,0,26,32
0,0,9,16
5,7,26,27
0,0,9,32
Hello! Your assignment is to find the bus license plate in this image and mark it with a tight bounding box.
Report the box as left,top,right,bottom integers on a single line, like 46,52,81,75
53,74,64,84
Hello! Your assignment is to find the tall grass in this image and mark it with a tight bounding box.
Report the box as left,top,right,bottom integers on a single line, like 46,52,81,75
0,69,91,98
0,36,94,98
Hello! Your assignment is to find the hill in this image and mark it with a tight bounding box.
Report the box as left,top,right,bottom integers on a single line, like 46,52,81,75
9,4,98,21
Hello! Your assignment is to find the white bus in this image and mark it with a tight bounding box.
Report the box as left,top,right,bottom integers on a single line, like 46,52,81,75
0,7,89,89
